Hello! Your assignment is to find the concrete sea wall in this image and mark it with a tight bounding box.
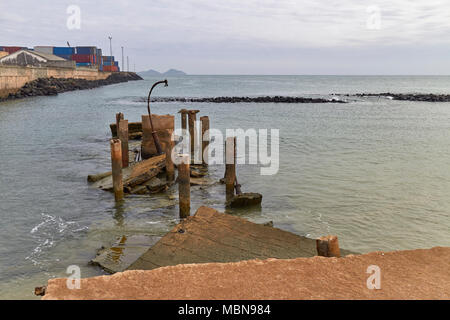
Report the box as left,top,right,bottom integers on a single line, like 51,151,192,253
0,65,111,98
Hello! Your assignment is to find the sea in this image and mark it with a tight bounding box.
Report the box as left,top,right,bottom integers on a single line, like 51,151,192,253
1,75,450,299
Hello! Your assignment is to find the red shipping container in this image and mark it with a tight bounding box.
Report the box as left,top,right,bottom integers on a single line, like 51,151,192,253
3,46,22,54
103,65,119,72
72,54,94,63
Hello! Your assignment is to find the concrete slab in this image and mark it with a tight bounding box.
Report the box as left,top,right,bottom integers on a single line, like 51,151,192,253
43,246,450,299
126,206,353,271
90,235,160,273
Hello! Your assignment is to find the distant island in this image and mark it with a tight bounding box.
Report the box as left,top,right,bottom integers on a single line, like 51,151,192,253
138,69,187,77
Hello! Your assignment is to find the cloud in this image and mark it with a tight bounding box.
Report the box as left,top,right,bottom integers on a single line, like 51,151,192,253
1,0,450,73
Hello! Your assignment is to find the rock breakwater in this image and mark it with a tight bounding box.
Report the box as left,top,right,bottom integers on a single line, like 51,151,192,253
1,72,142,101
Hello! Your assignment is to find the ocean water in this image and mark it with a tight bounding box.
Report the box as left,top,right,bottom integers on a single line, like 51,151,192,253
1,75,450,299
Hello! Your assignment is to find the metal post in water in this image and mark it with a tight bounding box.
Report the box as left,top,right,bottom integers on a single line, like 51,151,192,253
165,138,175,182
110,138,124,201
115,112,123,137
187,110,200,159
178,154,191,218
200,116,210,166
225,137,236,200
316,235,341,258
118,119,129,168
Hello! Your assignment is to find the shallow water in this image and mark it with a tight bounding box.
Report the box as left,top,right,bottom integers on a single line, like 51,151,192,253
1,75,450,299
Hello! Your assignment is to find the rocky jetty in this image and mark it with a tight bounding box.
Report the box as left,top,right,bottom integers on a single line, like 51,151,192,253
352,93,450,102
1,72,142,101
136,96,347,104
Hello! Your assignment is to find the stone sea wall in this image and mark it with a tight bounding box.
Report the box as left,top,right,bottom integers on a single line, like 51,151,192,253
0,64,113,99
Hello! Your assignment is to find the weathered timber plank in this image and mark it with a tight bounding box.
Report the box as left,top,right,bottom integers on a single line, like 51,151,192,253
92,154,165,191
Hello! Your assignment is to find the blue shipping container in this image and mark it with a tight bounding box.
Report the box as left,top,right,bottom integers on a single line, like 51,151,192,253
53,47,74,55
76,46,96,55
114,61,119,66
76,62,91,67
102,61,113,66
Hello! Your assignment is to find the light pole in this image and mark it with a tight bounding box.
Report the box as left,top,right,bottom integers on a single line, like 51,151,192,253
108,36,113,60
121,46,124,72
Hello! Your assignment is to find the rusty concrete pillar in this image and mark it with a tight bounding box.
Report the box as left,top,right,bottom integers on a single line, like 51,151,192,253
110,138,124,201
187,110,200,158
118,119,129,168
316,235,341,258
115,112,124,137
200,116,210,165
178,154,190,218
225,137,236,200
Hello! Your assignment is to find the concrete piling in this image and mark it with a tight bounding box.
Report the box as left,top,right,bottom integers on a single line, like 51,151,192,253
118,119,129,168
200,116,210,165
225,137,236,200
316,235,341,258
110,138,124,201
178,154,191,218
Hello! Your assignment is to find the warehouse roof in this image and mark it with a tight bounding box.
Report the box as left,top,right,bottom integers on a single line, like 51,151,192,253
0,49,67,63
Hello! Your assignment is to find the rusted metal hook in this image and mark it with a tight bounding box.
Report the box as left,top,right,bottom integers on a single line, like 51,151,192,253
147,79,168,155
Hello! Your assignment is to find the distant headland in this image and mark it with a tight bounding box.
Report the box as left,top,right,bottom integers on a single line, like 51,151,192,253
138,69,187,77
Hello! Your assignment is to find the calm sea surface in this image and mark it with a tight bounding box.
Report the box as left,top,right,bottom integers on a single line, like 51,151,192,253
1,75,450,299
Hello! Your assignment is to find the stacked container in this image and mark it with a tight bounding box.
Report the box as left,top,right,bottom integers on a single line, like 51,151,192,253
1,46,26,54
34,46,54,54
52,47,75,61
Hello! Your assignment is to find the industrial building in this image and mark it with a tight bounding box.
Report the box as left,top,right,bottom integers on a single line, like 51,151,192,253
0,49,75,68
0,45,120,71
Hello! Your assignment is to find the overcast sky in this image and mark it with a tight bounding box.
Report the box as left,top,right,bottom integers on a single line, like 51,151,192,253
1,0,450,74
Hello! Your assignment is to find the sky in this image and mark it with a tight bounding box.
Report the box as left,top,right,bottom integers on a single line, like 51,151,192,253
1,0,450,74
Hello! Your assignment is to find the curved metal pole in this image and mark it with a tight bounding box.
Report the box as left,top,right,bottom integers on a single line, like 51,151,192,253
147,79,168,155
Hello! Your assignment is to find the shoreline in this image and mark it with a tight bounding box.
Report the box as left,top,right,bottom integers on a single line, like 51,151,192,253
0,72,143,102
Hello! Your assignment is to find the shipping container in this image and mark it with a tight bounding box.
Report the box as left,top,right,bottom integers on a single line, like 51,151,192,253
76,62,92,67
102,61,113,66
72,54,94,63
34,46,54,54
53,47,74,55
54,54,72,60
102,55,114,62
103,65,119,72
2,46,23,54
0,51,9,58
76,46,97,55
